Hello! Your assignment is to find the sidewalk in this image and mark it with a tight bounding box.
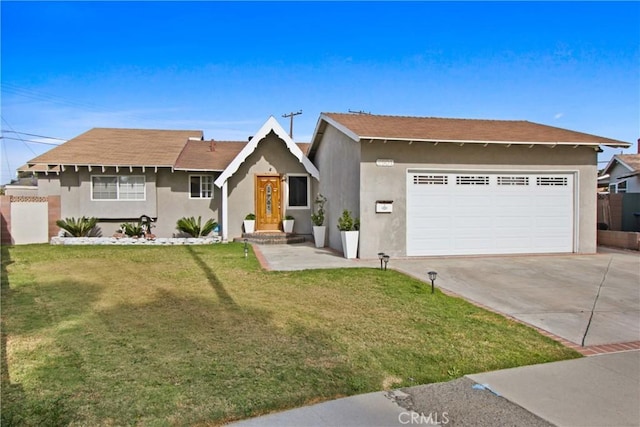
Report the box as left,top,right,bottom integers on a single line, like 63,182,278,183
468,350,640,427
230,350,639,426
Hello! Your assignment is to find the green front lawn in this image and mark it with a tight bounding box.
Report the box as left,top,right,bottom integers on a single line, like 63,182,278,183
1,244,579,425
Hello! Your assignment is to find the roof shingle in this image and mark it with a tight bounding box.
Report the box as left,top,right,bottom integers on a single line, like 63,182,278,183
27,128,203,167
323,113,629,146
615,154,640,172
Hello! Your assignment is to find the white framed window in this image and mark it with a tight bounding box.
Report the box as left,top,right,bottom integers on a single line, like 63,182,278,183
610,180,628,194
91,175,145,200
287,174,310,209
190,175,213,199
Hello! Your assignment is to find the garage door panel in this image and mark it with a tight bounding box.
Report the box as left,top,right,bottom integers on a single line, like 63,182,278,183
407,172,574,256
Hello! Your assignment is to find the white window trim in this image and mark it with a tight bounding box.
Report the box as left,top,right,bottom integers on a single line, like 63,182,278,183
91,175,146,201
286,173,310,209
609,179,628,194
189,175,214,199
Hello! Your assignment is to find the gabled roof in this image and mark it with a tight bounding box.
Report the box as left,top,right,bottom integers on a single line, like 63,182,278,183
310,113,630,154
601,154,640,178
214,116,319,187
27,128,204,168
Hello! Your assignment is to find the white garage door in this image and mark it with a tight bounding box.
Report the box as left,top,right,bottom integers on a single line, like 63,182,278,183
407,171,575,256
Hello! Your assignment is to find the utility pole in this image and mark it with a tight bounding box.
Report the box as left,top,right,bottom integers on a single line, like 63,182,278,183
282,110,302,139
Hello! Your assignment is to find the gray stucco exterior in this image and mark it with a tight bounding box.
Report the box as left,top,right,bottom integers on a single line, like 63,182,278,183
225,132,316,238
311,121,599,259
24,114,623,254
35,167,222,237
313,124,361,251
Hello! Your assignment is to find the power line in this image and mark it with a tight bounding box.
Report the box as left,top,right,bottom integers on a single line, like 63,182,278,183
2,130,66,141
1,117,36,155
0,136,62,146
1,82,153,123
2,82,104,111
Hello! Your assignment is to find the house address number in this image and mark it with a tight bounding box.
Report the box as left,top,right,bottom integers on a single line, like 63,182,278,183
376,159,394,167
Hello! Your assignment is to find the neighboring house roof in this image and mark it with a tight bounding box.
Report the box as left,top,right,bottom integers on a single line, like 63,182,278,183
214,116,320,187
26,128,204,168
601,154,640,179
310,113,630,153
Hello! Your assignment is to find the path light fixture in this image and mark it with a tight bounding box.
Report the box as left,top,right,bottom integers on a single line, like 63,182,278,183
244,239,249,258
382,254,390,271
378,252,385,270
428,271,437,294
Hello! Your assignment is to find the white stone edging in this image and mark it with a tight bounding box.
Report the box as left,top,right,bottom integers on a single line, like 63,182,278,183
50,236,222,245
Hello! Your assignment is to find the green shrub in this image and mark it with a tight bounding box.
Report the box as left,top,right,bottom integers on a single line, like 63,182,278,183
120,222,143,237
337,210,359,231
311,194,327,226
55,217,98,237
176,216,217,237
245,213,256,220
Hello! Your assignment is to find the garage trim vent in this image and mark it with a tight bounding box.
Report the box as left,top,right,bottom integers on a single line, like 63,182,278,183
413,175,448,185
536,176,568,186
497,176,529,186
456,175,489,185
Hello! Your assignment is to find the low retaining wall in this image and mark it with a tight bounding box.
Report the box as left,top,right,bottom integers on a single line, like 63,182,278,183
51,236,222,245
597,230,640,251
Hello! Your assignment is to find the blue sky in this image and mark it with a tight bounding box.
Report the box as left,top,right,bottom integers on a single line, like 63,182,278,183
1,1,638,184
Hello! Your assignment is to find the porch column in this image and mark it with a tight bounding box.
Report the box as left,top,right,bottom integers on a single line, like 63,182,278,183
221,180,228,242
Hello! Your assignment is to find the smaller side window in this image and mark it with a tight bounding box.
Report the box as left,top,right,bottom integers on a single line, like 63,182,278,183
190,175,213,199
617,180,627,193
287,175,309,208
610,180,628,194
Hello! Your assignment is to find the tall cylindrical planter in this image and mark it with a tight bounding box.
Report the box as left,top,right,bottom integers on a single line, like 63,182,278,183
313,226,326,248
340,230,359,259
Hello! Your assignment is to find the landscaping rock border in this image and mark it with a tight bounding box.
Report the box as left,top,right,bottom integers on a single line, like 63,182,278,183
50,236,222,245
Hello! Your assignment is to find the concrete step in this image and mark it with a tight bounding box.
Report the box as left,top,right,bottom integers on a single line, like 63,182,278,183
233,232,306,245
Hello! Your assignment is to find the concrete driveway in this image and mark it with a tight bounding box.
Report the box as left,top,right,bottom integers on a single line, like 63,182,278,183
255,244,639,347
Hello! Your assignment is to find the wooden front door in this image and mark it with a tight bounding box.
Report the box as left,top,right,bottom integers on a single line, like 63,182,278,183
256,175,281,231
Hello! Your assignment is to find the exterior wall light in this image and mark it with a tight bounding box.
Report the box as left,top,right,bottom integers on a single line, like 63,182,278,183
428,271,437,294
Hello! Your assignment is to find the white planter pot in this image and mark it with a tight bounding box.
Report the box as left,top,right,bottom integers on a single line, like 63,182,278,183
283,220,294,233
313,226,326,248
340,230,359,259
243,220,255,234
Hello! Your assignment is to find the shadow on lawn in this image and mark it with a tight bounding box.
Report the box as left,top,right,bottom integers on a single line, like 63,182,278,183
185,245,236,306
85,286,367,424
1,245,374,425
1,245,95,426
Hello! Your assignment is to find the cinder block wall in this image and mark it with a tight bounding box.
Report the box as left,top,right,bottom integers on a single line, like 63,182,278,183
597,230,640,251
1,195,12,245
